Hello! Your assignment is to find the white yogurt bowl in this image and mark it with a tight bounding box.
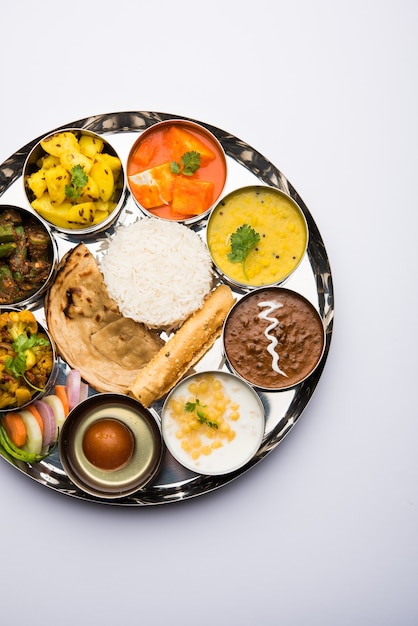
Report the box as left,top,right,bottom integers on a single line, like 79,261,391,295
161,370,265,476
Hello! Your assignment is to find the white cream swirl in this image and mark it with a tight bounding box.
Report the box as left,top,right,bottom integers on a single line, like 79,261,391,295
257,300,288,377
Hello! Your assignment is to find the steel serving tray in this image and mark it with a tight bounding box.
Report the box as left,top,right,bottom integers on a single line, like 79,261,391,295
0,111,334,505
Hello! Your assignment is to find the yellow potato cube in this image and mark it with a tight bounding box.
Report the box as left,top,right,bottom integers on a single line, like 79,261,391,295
100,153,122,176
26,169,47,199
79,175,100,201
60,151,93,174
40,131,79,157
31,195,74,229
79,134,104,159
65,202,96,225
94,200,116,214
45,165,71,206
90,155,115,202
38,155,60,169
91,209,109,225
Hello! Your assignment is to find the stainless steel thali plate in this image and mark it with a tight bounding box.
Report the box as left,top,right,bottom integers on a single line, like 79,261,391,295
0,111,334,505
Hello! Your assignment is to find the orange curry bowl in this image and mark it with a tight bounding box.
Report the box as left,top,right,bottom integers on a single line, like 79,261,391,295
127,119,227,225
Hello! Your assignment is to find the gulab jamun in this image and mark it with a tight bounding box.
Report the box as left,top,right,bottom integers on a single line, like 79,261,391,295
82,418,134,471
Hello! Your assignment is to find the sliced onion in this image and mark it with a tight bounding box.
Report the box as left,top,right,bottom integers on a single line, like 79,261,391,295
66,370,81,411
20,409,43,456
33,400,56,447
43,395,66,436
79,382,89,403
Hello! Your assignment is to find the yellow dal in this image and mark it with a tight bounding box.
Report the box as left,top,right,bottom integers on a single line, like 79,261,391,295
207,187,308,287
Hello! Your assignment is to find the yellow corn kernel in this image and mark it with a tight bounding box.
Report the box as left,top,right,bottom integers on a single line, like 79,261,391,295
181,424,192,435
176,400,186,414
205,409,217,422
197,380,208,394
201,446,212,456
230,411,240,421
215,401,227,414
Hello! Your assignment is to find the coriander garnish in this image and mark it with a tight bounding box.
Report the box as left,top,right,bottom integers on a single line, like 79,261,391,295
170,151,201,176
65,164,88,200
227,224,261,279
185,398,218,429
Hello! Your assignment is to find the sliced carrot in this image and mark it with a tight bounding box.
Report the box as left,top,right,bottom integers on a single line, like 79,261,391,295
2,412,27,448
27,403,44,435
55,385,70,416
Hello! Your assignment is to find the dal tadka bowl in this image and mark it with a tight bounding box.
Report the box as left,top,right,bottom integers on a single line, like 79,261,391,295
206,185,308,289
222,287,325,392
0,205,58,309
127,119,227,225
0,307,58,412
59,394,163,499
23,128,127,238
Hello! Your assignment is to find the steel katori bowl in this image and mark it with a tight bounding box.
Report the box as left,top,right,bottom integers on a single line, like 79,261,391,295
222,287,326,392
0,306,58,413
59,393,163,499
126,119,227,225
206,185,309,290
23,128,127,239
0,204,58,309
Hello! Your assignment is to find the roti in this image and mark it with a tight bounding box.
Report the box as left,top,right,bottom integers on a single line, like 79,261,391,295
45,243,164,393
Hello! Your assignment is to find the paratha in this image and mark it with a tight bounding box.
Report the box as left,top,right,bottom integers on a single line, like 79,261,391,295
45,243,164,394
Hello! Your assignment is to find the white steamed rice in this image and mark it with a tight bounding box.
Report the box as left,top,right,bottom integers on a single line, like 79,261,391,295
100,218,213,328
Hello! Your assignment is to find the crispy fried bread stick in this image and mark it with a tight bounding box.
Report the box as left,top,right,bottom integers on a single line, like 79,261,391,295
128,284,235,407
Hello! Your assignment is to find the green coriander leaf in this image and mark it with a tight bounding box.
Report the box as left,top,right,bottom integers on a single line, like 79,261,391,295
13,333,48,353
197,413,218,429
65,164,88,200
227,224,261,280
5,332,49,382
185,398,206,413
184,398,218,428
181,151,201,176
5,353,26,378
228,224,260,263
169,151,201,176
170,161,181,175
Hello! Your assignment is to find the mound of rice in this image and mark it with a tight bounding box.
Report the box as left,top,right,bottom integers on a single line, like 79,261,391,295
100,218,214,328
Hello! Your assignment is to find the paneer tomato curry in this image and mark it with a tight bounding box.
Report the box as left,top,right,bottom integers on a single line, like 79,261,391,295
127,122,226,221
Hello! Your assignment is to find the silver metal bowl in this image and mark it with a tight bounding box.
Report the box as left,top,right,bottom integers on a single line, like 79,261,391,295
161,370,265,476
206,185,309,290
23,128,127,239
0,306,58,412
0,204,58,309
59,394,163,499
222,287,326,392
127,119,227,225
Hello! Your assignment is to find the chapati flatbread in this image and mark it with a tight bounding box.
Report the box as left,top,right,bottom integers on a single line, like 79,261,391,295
45,243,164,394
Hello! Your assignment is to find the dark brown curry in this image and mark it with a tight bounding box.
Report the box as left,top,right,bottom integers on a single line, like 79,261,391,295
0,207,52,304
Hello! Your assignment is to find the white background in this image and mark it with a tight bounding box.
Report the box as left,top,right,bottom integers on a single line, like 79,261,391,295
1,1,417,624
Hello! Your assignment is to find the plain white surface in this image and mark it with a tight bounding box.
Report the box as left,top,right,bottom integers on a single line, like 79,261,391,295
1,1,416,624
